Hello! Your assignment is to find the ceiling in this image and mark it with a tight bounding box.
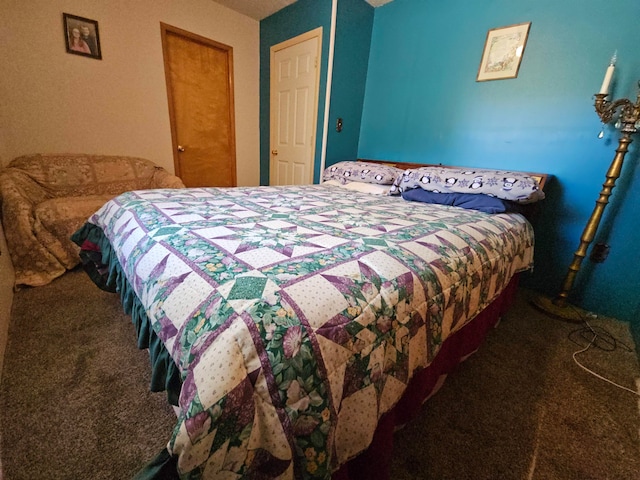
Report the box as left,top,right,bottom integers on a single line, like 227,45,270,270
213,0,394,21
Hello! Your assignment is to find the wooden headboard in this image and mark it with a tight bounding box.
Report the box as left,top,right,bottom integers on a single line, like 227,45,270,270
358,158,549,192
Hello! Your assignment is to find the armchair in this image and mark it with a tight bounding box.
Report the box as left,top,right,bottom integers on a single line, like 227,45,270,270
0,154,184,287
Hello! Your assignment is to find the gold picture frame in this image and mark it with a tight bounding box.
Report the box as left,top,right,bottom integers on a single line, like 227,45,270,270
477,22,530,82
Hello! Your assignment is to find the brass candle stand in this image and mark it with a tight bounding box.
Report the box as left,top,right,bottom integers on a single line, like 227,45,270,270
533,83,640,322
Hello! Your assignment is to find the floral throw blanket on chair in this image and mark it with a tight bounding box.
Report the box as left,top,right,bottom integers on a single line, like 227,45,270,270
0,153,184,287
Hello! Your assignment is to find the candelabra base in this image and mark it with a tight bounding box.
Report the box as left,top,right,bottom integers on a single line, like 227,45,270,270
530,295,586,323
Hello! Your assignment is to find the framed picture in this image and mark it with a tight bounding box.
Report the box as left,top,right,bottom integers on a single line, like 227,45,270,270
476,22,530,82
63,13,102,60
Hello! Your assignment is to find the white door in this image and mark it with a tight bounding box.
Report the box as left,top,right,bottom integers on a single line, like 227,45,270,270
270,28,322,185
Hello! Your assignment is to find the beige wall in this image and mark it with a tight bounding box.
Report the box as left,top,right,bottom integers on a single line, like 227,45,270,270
0,0,260,186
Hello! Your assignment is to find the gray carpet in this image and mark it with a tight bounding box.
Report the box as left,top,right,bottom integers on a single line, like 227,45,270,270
1,269,639,479
0,269,175,480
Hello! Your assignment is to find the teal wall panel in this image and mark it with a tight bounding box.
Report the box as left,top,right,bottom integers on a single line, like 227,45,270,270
260,0,332,185
260,0,640,327
325,0,374,167
359,0,640,325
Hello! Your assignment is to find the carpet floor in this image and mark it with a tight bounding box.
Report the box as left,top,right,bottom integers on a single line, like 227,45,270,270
1,269,639,479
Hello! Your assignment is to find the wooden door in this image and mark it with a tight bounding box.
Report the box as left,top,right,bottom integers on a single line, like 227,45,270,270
161,23,237,187
270,28,322,185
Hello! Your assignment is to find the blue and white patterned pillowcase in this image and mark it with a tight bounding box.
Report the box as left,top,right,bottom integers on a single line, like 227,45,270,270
322,161,404,185
389,167,545,204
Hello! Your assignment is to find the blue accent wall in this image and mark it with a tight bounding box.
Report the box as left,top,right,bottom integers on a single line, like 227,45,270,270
260,0,373,183
260,0,332,185
260,0,640,329
325,0,374,167
359,0,640,326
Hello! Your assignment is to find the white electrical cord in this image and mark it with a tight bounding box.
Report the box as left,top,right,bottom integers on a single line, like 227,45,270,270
572,319,640,397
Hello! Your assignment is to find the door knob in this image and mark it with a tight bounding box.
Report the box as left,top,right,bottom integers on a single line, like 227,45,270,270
271,149,278,155
177,145,185,152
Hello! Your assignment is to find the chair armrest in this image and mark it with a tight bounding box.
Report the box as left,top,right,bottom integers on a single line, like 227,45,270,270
151,167,185,189
0,168,49,207
0,169,65,286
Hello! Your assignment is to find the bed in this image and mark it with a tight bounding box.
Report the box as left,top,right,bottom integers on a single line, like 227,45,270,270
71,160,546,480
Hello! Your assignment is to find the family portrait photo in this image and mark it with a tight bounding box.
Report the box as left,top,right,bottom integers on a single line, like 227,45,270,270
63,13,101,59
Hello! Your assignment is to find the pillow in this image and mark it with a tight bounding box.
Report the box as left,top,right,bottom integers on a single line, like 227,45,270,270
401,188,524,214
390,166,545,204
323,179,391,195
322,161,404,185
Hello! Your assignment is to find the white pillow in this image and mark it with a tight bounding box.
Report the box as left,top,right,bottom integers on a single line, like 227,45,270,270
322,179,391,195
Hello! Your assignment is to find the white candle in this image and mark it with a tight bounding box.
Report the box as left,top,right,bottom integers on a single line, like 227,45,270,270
599,64,615,94
599,51,617,95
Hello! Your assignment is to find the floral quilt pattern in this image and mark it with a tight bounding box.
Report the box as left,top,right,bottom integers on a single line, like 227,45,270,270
86,184,535,479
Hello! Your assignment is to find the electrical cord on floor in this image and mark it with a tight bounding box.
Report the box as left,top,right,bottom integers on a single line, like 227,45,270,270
568,309,640,397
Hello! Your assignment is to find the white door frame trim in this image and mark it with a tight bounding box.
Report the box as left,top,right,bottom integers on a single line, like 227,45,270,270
319,0,338,182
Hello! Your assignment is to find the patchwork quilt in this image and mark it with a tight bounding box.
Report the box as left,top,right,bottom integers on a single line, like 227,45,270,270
81,184,534,479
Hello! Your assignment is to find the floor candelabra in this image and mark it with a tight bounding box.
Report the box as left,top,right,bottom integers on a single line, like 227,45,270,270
533,65,640,322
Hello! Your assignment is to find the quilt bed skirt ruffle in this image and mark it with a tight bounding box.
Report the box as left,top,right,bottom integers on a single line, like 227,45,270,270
72,223,182,406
